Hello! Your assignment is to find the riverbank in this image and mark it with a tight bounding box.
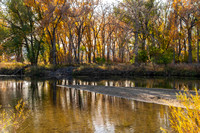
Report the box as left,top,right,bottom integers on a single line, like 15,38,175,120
1,63,200,78
57,85,198,107
0,63,74,78
73,63,200,78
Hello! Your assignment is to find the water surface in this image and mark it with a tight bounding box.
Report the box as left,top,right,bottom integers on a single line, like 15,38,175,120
0,78,172,132
73,76,200,90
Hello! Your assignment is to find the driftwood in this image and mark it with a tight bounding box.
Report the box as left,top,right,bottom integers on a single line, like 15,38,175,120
13,65,31,75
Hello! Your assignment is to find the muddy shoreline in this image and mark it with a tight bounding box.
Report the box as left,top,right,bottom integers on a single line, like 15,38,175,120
57,85,198,107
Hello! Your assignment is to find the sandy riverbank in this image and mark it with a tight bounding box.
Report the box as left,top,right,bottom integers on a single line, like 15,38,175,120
57,85,198,107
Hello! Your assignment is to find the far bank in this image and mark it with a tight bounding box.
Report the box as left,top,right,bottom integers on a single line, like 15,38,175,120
1,63,200,78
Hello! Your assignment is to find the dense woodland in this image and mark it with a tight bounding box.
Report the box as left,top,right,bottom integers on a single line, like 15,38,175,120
0,0,200,65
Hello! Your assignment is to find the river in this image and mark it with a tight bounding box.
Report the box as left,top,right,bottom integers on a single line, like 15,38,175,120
1,76,196,132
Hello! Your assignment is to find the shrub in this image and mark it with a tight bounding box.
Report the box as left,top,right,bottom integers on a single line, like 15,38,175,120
96,57,106,64
138,50,148,63
161,89,200,133
0,99,30,132
150,47,173,65
130,54,135,64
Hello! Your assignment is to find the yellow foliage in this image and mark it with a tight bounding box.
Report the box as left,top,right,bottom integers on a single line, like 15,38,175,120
0,99,30,132
162,89,200,133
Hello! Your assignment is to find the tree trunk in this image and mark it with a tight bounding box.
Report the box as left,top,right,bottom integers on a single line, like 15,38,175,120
81,51,84,64
93,38,97,63
173,47,176,64
107,44,110,62
134,17,140,65
88,51,91,64
134,31,139,64
16,46,23,62
69,33,73,64
113,50,115,62
188,28,193,64
77,32,81,64
197,27,200,63
178,39,181,63
52,29,57,65
142,37,146,50
184,39,187,61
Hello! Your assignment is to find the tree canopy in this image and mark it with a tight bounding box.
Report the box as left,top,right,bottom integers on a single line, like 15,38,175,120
0,0,199,65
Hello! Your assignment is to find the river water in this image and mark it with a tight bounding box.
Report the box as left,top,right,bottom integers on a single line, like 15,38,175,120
1,77,197,132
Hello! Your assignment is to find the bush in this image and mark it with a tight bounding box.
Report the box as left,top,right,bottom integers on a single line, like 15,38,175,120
0,99,30,132
150,47,173,65
138,50,148,63
161,89,200,133
130,54,135,64
96,57,106,64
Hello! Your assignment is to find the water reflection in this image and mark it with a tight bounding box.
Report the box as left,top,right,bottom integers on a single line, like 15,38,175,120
0,79,170,132
68,77,200,90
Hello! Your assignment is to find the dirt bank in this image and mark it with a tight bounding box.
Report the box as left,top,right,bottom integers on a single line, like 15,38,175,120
57,85,198,107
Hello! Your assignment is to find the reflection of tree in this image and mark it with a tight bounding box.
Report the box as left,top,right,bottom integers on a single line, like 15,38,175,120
31,79,39,99
0,79,171,132
55,88,170,132
68,77,73,85
71,77,200,90
49,80,57,105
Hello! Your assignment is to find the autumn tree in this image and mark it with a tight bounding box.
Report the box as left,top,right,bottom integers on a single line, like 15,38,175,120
179,0,199,63
0,0,45,65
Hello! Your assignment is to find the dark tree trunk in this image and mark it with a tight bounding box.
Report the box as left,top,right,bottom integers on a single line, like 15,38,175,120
77,32,81,64
178,39,181,63
69,33,73,64
173,48,175,64
188,28,193,64
112,43,116,62
88,51,91,64
197,27,200,63
107,45,110,62
142,37,146,50
184,39,187,60
134,31,139,64
16,47,23,63
52,29,57,65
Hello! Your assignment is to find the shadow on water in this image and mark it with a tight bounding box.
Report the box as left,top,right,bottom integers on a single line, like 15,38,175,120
0,77,172,132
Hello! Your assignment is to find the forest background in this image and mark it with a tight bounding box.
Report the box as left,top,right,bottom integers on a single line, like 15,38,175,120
0,0,199,68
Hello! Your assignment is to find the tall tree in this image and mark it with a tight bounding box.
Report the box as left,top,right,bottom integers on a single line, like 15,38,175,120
0,0,44,65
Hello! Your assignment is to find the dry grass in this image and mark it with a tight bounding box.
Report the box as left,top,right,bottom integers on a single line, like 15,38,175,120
0,62,26,69
167,63,200,72
74,63,200,77
77,63,166,72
